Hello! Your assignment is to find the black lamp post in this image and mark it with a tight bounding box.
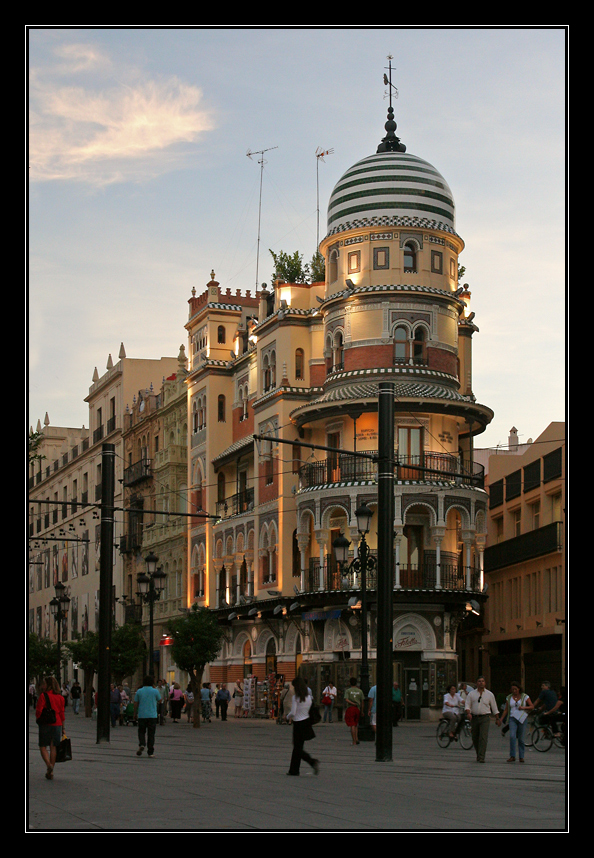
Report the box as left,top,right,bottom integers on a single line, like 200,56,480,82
333,501,376,741
137,552,166,679
49,581,70,684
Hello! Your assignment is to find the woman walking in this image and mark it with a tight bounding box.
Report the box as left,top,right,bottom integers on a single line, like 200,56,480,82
496,681,533,763
286,677,320,777
35,676,66,780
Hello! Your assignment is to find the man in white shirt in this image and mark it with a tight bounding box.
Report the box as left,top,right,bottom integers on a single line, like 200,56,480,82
465,676,499,762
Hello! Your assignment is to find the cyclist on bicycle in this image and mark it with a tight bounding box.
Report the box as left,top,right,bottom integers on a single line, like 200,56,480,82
442,684,463,738
533,681,561,735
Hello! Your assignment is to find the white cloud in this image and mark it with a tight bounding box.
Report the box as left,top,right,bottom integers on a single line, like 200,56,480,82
28,46,215,186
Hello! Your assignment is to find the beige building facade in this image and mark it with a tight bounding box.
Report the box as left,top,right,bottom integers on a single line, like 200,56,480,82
481,422,566,697
28,346,179,675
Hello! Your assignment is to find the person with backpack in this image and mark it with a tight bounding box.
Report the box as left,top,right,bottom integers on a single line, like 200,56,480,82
35,676,66,780
496,681,534,763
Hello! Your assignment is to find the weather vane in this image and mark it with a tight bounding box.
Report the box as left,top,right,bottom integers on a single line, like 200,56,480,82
377,55,406,154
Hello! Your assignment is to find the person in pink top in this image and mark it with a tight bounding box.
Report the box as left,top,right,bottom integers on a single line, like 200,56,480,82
35,676,66,780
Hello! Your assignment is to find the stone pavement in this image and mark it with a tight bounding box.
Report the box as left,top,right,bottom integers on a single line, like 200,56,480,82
27,708,567,832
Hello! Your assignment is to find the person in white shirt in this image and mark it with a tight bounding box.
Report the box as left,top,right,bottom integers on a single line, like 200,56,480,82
286,677,320,777
321,681,337,723
442,685,463,737
464,676,499,762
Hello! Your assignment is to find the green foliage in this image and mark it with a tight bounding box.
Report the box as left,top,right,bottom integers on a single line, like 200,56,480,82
110,623,146,685
166,605,223,727
28,429,45,466
28,633,61,683
270,249,310,284
310,251,325,283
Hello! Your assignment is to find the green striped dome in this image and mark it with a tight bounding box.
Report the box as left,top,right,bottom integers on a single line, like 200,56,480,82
326,151,456,237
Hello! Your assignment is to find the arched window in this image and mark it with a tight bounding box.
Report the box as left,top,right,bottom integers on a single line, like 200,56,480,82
333,332,344,371
403,242,416,273
328,248,338,284
413,327,427,365
295,348,304,380
394,326,409,363
217,325,226,344
217,394,226,422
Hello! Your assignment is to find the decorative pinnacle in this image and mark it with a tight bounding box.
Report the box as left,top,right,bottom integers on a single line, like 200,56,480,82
377,55,406,154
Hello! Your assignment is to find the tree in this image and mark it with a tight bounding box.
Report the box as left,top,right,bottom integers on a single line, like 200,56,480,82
269,249,310,284
310,251,325,283
28,429,45,466
166,605,224,728
110,623,146,686
63,632,100,717
28,633,62,685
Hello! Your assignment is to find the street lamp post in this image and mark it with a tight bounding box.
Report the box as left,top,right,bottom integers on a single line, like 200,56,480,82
49,581,70,685
137,552,167,680
333,501,376,742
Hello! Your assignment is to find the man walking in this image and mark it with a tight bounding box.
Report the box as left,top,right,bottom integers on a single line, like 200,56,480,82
465,676,499,762
70,680,82,715
134,676,162,758
216,684,231,721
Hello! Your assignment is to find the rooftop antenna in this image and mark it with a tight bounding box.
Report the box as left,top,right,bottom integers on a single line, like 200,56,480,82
247,146,278,293
316,147,334,250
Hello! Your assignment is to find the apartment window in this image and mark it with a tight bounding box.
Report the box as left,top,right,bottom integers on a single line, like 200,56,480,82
529,501,541,530
512,509,521,537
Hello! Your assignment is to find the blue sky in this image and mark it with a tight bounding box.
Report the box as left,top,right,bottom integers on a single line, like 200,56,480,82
28,26,566,451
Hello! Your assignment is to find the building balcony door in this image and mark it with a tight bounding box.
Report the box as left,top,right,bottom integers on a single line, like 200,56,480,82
398,426,423,479
401,525,424,587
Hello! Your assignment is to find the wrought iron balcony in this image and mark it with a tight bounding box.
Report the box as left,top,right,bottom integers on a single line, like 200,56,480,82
307,557,480,593
123,458,152,486
298,451,484,489
216,488,255,519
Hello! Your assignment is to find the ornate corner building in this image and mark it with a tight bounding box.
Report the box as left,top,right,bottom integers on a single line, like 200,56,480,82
185,92,494,720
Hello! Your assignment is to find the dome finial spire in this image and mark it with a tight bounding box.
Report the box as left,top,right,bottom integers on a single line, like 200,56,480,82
377,55,406,153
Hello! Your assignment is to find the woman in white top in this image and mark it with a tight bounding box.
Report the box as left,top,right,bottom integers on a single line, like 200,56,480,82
442,684,463,737
496,681,533,763
287,677,320,777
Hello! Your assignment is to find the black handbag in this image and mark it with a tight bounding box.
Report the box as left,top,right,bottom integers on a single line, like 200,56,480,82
309,701,321,725
55,734,72,763
36,692,56,725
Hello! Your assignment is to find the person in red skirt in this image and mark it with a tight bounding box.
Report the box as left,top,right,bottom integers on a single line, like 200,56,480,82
344,677,364,745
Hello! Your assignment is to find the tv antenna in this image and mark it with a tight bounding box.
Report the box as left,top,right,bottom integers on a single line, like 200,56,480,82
316,147,334,251
247,146,278,293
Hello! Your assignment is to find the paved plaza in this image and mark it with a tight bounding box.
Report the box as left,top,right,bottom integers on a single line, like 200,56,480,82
27,708,567,832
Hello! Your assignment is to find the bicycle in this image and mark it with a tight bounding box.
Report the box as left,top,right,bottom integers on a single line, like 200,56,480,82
532,716,566,752
436,715,473,750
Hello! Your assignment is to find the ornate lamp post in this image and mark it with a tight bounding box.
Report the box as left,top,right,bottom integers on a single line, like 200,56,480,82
333,501,376,741
49,581,70,684
136,552,167,679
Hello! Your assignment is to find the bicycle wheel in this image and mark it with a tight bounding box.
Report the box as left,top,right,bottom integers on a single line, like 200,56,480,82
459,722,474,750
532,726,553,752
436,720,451,748
524,721,535,747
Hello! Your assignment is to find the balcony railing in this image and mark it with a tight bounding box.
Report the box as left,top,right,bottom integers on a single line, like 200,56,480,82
123,458,152,486
307,558,480,593
216,488,254,519
299,451,484,489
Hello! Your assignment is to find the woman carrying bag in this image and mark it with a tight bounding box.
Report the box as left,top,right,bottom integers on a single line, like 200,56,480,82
35,676,66,780
286,677,320,777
